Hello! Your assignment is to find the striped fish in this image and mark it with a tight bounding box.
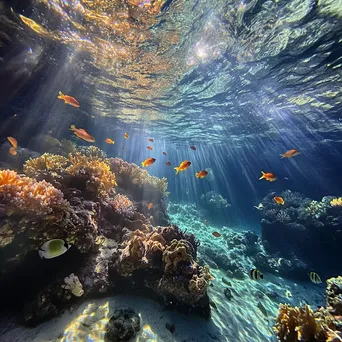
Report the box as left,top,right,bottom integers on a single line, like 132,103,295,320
309,272,322,284
250,269,263,280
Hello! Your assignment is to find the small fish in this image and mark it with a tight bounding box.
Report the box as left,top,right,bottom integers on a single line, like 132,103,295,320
162,152,167,156
124,133,129,139
142,157,156,167
190,146,196,150
105,138,115,144
186,188,189,194
58,91,80,108
309,272,322,284
147,146,153,150
196,170,208,179
253,203,264,210
166,161,171,166
174,160,191,174
148,138,154,142
284,177,289,180
9,147,17,155
148,203,153,209
280,149,301,159
259,171,277,182
70,125,95,143
285,289,292,298
7,137,17,149
212,231,221,238
38,239,71,259
273,196,284,205
250,269,263,280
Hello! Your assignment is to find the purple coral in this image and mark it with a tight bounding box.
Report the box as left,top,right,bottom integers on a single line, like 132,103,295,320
111,194,135,218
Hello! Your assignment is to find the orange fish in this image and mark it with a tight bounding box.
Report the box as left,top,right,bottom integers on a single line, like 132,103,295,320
142,157,156,167
124,133,129,139
162,152,167,156
9,147,17,156
280,149,301,158
148,138,154,142
166,161,171,166
212,232,221,238
259,171,277,182
190,146,196,150
274,196,284,205
148,203,153,209
105,138,115,144
70,125,95,143
7,137,17,149
174,160,191,174
58,91,80,107
147,146,153,150
196,170,208,179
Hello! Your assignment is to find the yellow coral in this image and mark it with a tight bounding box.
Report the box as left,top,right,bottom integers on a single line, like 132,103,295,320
330,197,342,207
24,153,68,177
188,274,208,297
66,152,117,198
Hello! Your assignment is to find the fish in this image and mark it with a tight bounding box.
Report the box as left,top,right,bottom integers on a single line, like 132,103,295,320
147,146,153,150
38,239,71,259
259,171,277,182
70,125,95,143
105,138,115,144
186,188,189,194
212,231,221,237
190,146,196,150
253,203,264,210
285,289,292,298
166,161,171,166
9,147,17,155
162,152,167,156
250,269,263,280
142,157,156,167
124,133,129,139
309,272,322,284
148,138,154,142
196,170,208,178
273,196,284,205
280,149,301,159
174,160,191,174
7,137,17,149
148,203,153,209
57,91,80,107
284,177,289,180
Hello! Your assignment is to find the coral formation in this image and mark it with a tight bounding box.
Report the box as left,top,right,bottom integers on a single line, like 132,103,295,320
62,273,84,297
200,190,231,208
111,194,135,218
330,197,342,207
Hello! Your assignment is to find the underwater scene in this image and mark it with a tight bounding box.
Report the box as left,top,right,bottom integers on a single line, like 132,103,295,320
1,0,342,341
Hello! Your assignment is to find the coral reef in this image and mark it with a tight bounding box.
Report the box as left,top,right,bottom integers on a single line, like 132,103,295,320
62,273,84,297
274,276,342,341
200,190,231,209
110,194,135,218
106,308,141,342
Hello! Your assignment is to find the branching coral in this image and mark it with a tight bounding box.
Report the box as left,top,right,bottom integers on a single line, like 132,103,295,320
200,190,231,208
111,194,135,218
23,153,68,178
276,210,291,223
330,197,342,207
326,276,342,315
0,169,69,216
66,152,117,199
78,146,107,161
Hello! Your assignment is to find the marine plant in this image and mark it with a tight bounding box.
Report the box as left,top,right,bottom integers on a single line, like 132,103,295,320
0,169,69,216
111,194,135,218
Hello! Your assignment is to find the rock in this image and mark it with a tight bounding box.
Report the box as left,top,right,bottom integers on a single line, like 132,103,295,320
106,308,141,342
165,322,176,334
224,287,233,300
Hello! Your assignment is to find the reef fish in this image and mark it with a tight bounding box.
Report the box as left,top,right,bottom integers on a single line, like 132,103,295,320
162,152,167,156
250,269,263,280
7,136,17,149
196,170,208,178
190,146,196,150
142,157,156,167
57,91,80,107
70,125,95,143
212,231,221,237
253,203,264,210
105,138,115,144
174,160,191,174
38,239,71,259
124,133,129,139
259,171,277,182
309,272,322,284
9,147,17,155
147,146,153,150
148,203,153,209
166,161,171,166
148,138,154,142
280,149,301,158
273,196,284,205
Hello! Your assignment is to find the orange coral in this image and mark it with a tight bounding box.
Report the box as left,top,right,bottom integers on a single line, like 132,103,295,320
0,169,68,216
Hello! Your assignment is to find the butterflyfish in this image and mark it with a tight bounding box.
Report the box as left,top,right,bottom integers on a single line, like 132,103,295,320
38,239,71,259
